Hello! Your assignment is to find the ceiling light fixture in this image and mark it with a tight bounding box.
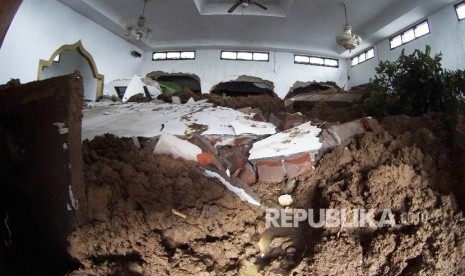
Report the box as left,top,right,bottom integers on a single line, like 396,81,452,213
125,0,152,41
336,3,362,51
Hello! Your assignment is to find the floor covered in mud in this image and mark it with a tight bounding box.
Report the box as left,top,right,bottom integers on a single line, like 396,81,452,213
68,113,465,275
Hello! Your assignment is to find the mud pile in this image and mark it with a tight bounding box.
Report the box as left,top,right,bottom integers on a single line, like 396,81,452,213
287,114,465,275
69,114,465,275
158,88,287,119
68,135,265,275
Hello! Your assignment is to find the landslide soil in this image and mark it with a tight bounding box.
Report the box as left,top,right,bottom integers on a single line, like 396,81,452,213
288,114,465,276
69,114,465,275
69,135,265,275
157,88,288,119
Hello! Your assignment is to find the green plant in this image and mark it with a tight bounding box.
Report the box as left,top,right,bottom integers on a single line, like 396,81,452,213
158,81,182,96
364,45,465,117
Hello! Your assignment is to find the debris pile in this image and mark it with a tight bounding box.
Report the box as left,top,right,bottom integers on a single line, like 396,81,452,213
285,81,369,123
71,112,465,275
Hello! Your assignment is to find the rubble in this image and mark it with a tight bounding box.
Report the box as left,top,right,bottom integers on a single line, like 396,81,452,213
210,75,275,97
146,71,201,93
68,114,465,275
82,100,276,140
237,163,257,185
284,82,369,123
248,122,322,183
5,70,464,275
204,170,260,206
326,119,366,145
249,123,322,160
153,134,202,162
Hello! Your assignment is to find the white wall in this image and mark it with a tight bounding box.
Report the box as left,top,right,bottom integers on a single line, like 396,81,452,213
0,0,143,101
141,50,349,98
42,49,97,101
349,3,465,87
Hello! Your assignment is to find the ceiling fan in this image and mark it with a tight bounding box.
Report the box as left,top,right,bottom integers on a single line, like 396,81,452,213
228,0,268,13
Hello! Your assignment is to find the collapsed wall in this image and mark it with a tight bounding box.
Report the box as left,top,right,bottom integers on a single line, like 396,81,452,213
210,75,275,97
146,71,202,93
0,72,86,273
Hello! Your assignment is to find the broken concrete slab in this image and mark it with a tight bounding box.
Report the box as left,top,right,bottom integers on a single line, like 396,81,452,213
82,101,276,141
230,119,276,135
205,135,254,147
153,134,202,161
163,105,276,137
248,122,322,183
249,122,322,161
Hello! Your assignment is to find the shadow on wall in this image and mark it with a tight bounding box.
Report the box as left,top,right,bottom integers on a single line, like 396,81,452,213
210,75,276,97
146,71,201,93
37,40,104,102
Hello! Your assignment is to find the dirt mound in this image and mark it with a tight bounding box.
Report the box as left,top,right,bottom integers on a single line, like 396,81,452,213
69,114,464,275
206,94,287,118
127,93,151,103
288,114,465,275
157,87,204,103
158,89,288,118
69,135,264,275
294,101,363,123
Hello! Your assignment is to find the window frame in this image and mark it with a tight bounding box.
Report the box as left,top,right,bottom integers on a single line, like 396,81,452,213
294,54,339,68
351,47,375,67
220,50,270,62
389,20,431,50
455,1,465,21
152,51,196,61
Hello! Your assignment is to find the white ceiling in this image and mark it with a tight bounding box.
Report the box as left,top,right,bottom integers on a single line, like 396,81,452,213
57,0,457,58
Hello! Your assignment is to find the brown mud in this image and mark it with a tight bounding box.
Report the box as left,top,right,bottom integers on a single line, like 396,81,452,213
69,135,265,275
69,114,465,275
157,88,288,119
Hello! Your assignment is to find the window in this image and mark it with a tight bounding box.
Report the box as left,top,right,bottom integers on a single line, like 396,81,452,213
294,54,339,68
350,47,375,67
152,51,195,60
455,2,465,20
221,51,269,61
389,20,430,49
53,54,60,62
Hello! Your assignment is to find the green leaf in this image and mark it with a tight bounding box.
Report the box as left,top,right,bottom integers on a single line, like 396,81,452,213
158,81,182,96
